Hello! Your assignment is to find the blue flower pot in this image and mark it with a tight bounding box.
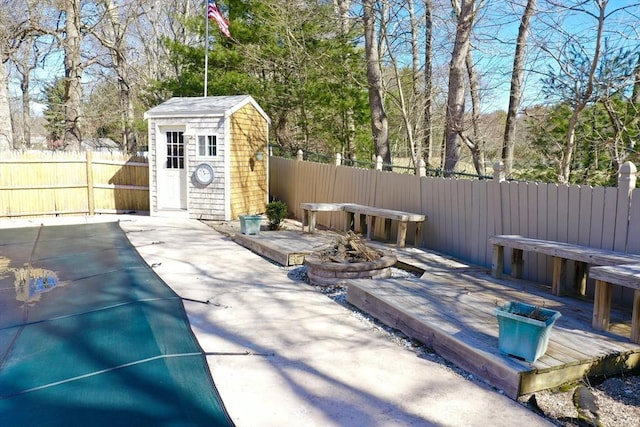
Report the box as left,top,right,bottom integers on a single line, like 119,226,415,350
239,215,262,235
495,302,561,362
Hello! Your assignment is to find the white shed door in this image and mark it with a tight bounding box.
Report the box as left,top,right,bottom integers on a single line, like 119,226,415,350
157,129,187,210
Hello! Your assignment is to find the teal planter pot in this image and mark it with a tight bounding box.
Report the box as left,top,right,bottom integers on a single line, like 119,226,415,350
239,215,262,235
495,302,561,363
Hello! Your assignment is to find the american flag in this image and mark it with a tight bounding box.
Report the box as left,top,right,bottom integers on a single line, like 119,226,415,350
208,0,231,38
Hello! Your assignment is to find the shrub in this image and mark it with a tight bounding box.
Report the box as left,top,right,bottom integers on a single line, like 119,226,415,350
265,200,288,230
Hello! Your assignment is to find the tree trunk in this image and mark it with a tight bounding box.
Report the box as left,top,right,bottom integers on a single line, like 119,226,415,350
444,0,474,173
64,0,82,151
21,64,31,149
423,0,433,167
409,0,421,168
558,2,605,184
0,60,12,150
465,52,485,177
334,0,354,161
18,35,36,149
623,53,640,155
382,0,415,169
363,0,391,168
502,0,536,176
105,0,137,153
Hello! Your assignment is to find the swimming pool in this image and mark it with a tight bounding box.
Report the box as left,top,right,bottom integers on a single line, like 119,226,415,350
0,222,233,426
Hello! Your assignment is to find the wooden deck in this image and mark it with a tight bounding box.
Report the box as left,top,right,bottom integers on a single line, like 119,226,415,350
231,228,640,399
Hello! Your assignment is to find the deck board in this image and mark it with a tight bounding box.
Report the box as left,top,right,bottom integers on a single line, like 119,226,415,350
231,228,640,399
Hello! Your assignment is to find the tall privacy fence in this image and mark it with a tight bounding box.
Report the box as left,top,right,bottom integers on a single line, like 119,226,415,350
269,156,640,303
0,151,149,218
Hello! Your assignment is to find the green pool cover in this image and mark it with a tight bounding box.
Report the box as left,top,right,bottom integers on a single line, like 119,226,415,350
0,222,234,426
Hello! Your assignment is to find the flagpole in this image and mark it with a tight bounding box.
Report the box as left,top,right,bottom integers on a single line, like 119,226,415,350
204,0,209,97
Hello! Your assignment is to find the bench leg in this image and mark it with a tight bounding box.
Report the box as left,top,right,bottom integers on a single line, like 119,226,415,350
574,262,588,296
384,218,392,242
593,280,613,332
361,214,368,236
511,248,524,278
414,223,423,247
632,290,640,344
308,211,317,233
367,215,375,240
552,257,566,296
491,245,504,279
396,221,407,248
302,209,309,232
345,212,355,232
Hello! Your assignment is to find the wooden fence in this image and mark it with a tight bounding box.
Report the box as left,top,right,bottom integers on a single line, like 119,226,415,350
269,156,640,303
0,151,149,218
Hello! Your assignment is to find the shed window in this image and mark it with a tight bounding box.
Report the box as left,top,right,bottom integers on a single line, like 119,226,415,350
166,131,184,169
198,135,217,157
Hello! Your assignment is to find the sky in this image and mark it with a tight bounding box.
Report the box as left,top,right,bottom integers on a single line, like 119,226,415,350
475,0,640,113
8,0,640,118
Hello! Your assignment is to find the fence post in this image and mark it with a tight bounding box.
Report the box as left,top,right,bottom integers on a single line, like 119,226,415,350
417,159,426,177
618,161,637,189
296,149,304,161
617,161,637,251
490,162,505,238
493,161,505,182
375,155,383,171
335,153,341,166
86,150,95,215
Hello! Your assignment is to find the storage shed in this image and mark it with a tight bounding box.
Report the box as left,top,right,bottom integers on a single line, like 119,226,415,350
144,95,270,220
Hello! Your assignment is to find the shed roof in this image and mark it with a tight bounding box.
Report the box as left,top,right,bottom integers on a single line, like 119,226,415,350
81,137,120,150
144,95,270,123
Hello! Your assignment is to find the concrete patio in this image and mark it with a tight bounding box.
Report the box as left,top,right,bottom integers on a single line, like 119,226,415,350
0,214,550,426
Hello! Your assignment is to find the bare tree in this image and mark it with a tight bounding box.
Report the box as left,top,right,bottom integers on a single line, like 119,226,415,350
0,56,12,150
461,52,485,176
0,0,31,150
538,0,616,183
363,0,391,167
593,49,640,180
423,0,433,167
556,1,602,184
91,0,144,153
444,0,476,173
624,55,640,155
502,0,537,176
13,19,41,149
408,0,421,168
62,0,83,150
333,0,356,161
380,0,416,168
450,0,485,177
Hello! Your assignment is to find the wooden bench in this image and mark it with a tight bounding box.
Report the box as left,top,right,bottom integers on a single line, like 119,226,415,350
489,235,640,296
300,202,346,233
300,202,426,248
589,264,640,343
342,203,426,248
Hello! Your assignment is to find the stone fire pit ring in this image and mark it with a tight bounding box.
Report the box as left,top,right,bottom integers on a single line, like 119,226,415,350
304,254,398,286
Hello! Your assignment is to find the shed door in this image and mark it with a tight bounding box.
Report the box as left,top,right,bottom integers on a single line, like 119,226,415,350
157,129,187,210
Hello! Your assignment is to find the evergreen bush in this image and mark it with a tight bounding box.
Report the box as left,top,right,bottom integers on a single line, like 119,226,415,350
266,201,288,230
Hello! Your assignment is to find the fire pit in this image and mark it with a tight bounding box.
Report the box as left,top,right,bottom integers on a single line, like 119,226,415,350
304,232,397,286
